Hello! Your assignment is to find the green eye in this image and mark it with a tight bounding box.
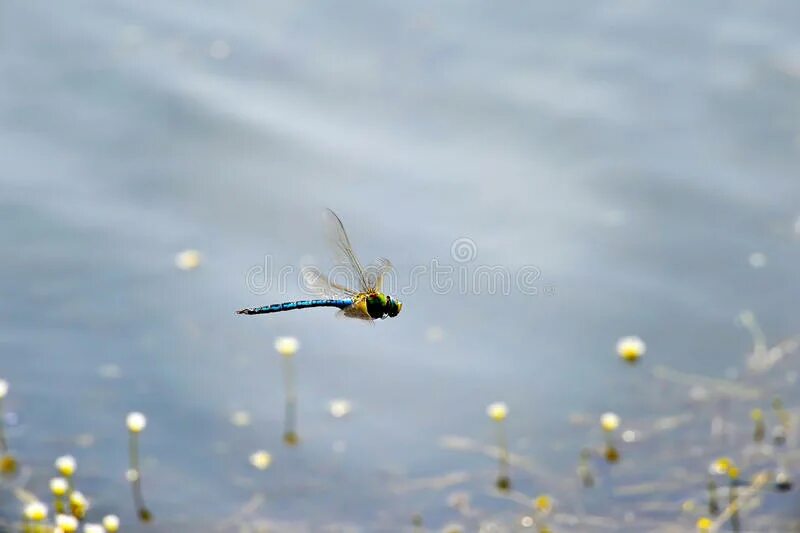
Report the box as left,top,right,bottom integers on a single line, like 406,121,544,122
387,298,402,317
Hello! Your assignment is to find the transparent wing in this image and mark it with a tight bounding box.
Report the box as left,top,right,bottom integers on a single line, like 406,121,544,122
324,209,373,293
366,257,394,293
301,267,359,298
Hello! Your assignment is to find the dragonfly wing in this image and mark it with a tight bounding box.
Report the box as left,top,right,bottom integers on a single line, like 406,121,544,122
324,209,372,293
366,257,394,293
302,267,359,298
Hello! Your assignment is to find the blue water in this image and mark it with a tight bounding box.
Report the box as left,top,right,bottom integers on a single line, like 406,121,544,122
2,1,800,530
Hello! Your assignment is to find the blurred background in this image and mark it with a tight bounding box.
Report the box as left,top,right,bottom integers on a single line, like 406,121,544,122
2,1,800,531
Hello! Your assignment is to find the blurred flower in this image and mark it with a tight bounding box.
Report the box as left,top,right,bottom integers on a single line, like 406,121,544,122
102,514,120,532
709,457,733,476
23,501,47,521
748,252,767,268
174,249,201,270
533,494,553,514
55,455,77,477
328,399,352,418
229,410,251,427
600,412,620,432
83,524,105,533
0,379,8,399
486,402,508,421
616,336,646,363
775,470,792,492
696,517,713,532
56,514,79,532
249,450,272,470
125,468,139,482
50,477,68,496
69,491,89,518
126,412,147,433
274,337,299,357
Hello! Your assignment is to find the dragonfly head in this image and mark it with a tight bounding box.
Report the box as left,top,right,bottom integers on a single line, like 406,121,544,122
385,295,402,318
366,293,402,319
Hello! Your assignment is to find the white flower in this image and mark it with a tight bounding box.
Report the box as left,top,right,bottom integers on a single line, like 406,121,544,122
486,402,508,421
229,410,251,427
274,337,299,357
0,379,8,399
126,412,147,433
56,514,79,532
102,514,120,532
174,249,201,270
249,450,272,470
83,524,105,533
328,399,352,418
125,468,139,482
600,412,620,432
55,455,76,477
69,491,88,510
23,501,47,521
50,477,68,496
616,336,646,362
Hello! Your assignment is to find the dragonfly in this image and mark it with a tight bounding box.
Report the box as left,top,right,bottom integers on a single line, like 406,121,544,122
236,209,402,321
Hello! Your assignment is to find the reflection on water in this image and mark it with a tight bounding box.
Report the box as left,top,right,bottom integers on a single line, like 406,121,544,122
2,0,800,530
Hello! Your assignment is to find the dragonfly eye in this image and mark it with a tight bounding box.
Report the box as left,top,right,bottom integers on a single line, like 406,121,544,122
386,297,401,317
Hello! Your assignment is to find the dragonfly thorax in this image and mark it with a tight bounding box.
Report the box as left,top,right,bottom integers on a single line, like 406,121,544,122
365,293,403,320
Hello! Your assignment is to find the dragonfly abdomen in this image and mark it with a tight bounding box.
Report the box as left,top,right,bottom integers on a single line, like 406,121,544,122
236,299,353,316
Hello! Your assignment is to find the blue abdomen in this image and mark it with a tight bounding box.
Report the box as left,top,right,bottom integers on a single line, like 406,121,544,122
237,299,353,316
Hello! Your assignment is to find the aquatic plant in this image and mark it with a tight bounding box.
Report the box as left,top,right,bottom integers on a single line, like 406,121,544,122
276,337,300,445
727,463,741,531
577,448,595,488
706,478,719,516
54,455,76,493
532,494,553,533
50,477,68,514
486,401,510,490
126,412,152,521
411,513,423,532
750,408,765,443
599,412,621,463
68,491,88,520
0,379,18,475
